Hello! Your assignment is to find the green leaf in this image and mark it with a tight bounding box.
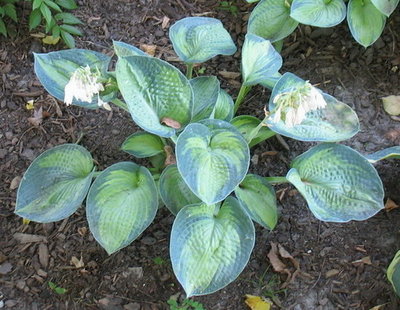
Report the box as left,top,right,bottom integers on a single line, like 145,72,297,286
267,73,360,142
247,0,299,42
235,174,278,230
29,9,42,30
55,0,77,9
116,56,193,138
52,24,60,38
212,89,234,122
371,0,399,16
190,76,220,122
286,143,384,222
259,71,282,89
0,18,6,37
176,119,250,204
169,17,237,63
15,144,94,223
241,33,282,86
54,12,83,24
32,0,43,11
45,16,56,33
44,0,62,12
347,0,386,47
121,132,165,158
113,40,148,57
365,146,400,163
231,115,275,147
4,3,17,22
159,164,201,215
388,250,400,296
170,197,255,297
86,162,158,254
60,24,82,36
290,0,346,27
40,3,52,25
34,49,111,108
60,29,75,48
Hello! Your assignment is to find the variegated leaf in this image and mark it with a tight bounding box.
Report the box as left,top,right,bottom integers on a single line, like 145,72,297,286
190,76,220,122
231,115,275,147
113,40,148,57
388,250,400,296
371,0,399,16
212,89,234,121
121,132,165,158
365,146,400,163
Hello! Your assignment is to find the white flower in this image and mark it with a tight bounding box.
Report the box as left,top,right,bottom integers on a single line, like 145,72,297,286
271,81,327,127
64,65,107,108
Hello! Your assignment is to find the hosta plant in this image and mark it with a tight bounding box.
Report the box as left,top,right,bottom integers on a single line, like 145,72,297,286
246,0,398,47
15,16,392,297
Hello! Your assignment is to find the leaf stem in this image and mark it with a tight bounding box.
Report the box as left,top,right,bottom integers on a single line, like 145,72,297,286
111,98,129,112
234,85,251,113
186,63,194,79
246,115,268,144
92,171,102,178
265,176,289,184
170,135,178,144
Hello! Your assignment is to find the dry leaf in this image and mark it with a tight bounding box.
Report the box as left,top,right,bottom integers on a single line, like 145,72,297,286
140,44,157,56
22,218,31,225
25,100,35,110
385,198,399,212
28,107,43,126
164,145,176,166
10,176,21,190
70,256,84,268
369,305,386,310
161,117,181,129
38,243,49,269
245,295,272,310
162,16,170,29
382,95,400,116
352,256,372,266
42,35,60,45
14,233,47,244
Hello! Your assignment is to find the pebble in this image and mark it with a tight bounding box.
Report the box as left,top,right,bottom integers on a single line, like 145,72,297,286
5,132,13,140
21,149,35,161
0,149,7,159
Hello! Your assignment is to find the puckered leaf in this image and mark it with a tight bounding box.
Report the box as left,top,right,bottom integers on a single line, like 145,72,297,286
365,146,400,163
113,40,148,57
190,76,220,122
231,115,275,147
176,119,250,204
170,197,255,297
266,73,359,142
116,56,193,138
347,0,386,47
159,164,201,215
169,17,237,63
247,0,299,42
212,89,234,121
241,34,282,86
34,49,111,109
235,174,278,229
287,143,384,222
371,0,399,16
15,144,94,222
121,132,165,158
290,0,346,27
388,250,400,297
86,162,158,254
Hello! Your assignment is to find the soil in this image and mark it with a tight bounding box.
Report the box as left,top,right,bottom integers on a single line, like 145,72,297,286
1,1,400,309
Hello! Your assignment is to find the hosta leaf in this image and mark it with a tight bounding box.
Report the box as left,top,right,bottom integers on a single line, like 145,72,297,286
267,73,359,142
34,49,111,109
347,0,386,47
286,143,384,222
176,119,250,204
15,144,94,222
235,174,278,229
169,17,237,63
231,115,275,147
190,76,220,122
159,164,201,215
259,71,282,89
241,34,282,86
212,89,234,121
371,0,399,16
170,197,255,297
116,56,193,138
121,132,165,158
247,0,299,42
86,162,158,254
365,146,400,163
113,40,148,58
388,250,400,296
290,0,346,27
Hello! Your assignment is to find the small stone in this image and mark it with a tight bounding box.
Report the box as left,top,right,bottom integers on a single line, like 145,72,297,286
123,303,140,310
4,300,17,308
0,262,12,275
5,132,13,140
0,149,7,159
16,280,26,290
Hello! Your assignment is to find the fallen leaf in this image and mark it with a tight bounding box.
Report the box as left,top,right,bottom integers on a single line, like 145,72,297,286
25,100,35,110
27,107,43,126
385,198,399,212
9,176,21,190
382,95,400,116
22,218,31,225
42,35,60,45
162,16,170,29
14,233,47,244
38,243,49,269
161,117,181,129
369,305,386,310
245,295,272,310
70,256,84,268
164,145,176,166
352,256,372,266
140,44,157,56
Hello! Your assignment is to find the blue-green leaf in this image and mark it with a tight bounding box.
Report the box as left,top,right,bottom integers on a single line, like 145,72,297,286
267,73,359,142
259,71,282,90
34,49,111,109
231,115,275,147
116,56,193,138
15,144,94,223
159,164,201,215
86,162,158,254
176,119,250,204
347,0,386,47
121,132,165,158
169,17,237,63
290,0,346,27
365,146,400,163
170,197,255,297
113,40,148,58
287,143,384,222
190,76,220,122
247,0,299,42
212,89,234,122
235,174,278,229
388,250,400,297
241,34,282,86
371,0,399,16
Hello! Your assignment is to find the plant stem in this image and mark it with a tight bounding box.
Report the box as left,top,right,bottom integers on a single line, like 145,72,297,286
92,171,102,178
247,115,268,144
111,98,129,112
186,63,194,79
170,135,178,144
265,176,289,184
234,85,251,113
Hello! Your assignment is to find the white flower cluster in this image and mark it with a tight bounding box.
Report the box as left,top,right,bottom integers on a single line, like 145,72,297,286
64,65,111,110
272,81,327,127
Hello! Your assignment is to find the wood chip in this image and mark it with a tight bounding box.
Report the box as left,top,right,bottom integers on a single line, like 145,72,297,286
70,256,84,268
352,256,372,266
218,71,241,79
325,269,340,278
9,176,21,190
38,243,49,269
14,233,47,244
140,44,157,57
161,16,170,29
